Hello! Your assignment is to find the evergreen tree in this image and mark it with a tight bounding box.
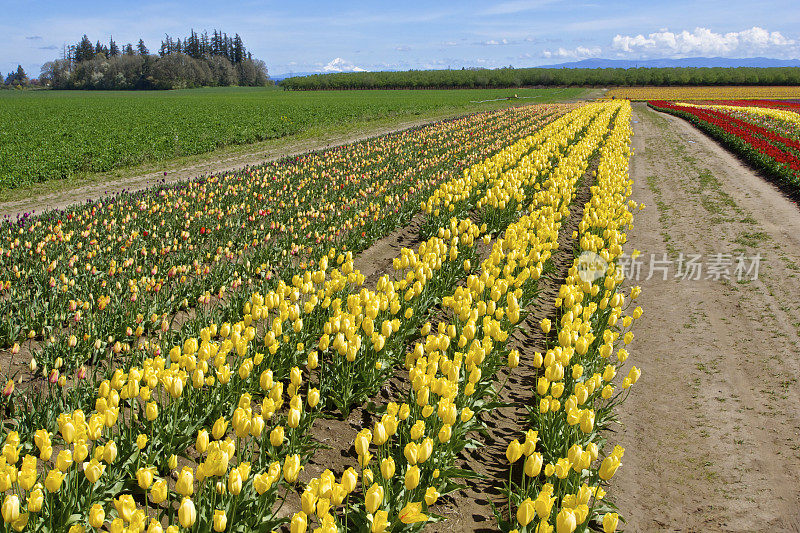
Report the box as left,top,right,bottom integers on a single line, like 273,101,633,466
124,43,135,56
137,39,149,56
224,35,233,62
109,37,120,57
200,31,210,57
211,30,221,56
233,34,245,64
94,40,108,57
10,65,28,86
75,34,94,62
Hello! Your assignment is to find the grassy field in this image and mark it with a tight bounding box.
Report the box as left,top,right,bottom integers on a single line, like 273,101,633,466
0,86,586,189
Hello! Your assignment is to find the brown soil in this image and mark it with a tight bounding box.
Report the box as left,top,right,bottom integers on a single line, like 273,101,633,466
611,104,800,532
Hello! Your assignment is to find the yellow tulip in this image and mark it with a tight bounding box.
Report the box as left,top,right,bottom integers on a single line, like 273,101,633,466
150,479,168,504
556,508,577,533
506,439,522,463
525,453,543,477
362,481,383,516
380,457,395,479
212,417,228,440
2,495,20,524
405,465,420,490
113,495,135,523
136,467,155,490
175,467,194,496
602,512,619,533
398,501,427,524
44,469,65,492
88,503,105,528
178,498,196,528
11,513,28,532
283,454,301,483
27,488,43,513
341,467,357,494
290,511,307,533
213,509,227,532
228,468,242,495
371,510,389,533
598,455,621,480
516,498,535,527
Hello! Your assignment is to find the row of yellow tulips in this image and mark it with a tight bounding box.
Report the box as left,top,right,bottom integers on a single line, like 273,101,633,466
504,101,641,533
290,102,625,533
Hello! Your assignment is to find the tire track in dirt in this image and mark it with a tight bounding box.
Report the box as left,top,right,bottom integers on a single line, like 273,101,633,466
611,103,800,532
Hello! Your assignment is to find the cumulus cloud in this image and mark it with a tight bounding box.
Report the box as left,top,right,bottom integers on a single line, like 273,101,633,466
480,38,512,46
612,26,797,57
322,57,366,73
542,46,602,59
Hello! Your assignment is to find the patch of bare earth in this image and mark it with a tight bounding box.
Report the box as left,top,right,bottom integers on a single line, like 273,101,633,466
611,103,800,532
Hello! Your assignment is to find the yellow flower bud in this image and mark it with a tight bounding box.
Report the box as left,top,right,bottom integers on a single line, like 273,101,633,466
516,498,534,527
404,465,420,490
88,503,105,528
213,509,227,532
365,483,384,514
178,498,196,528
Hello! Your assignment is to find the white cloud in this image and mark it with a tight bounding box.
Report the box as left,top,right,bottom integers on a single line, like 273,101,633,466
611,26,797,58
395,45,410,52
481,38,512,46
542,46,602,59
322,57,366,73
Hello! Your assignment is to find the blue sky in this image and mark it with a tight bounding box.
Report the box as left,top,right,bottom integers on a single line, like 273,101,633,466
3,0,799,78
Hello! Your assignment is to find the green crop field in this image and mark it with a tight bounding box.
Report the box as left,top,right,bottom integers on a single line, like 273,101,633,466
0,86,586,189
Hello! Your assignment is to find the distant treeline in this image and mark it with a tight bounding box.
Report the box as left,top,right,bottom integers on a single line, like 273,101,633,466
39,29,270,90
280,66,800,90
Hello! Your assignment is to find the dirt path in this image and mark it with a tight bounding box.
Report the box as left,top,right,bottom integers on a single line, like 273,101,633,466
0,114,464,221
613,103,800,532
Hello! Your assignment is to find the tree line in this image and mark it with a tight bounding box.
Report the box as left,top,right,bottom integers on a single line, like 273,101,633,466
35,30,270,90
280,66,800,90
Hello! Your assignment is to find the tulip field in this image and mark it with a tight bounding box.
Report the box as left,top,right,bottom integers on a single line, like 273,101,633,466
604,85,800,101
648,99,800,194
0,99,642,532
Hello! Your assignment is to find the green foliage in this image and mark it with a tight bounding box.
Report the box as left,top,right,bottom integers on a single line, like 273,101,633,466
0,86,583,189
280,66,800,91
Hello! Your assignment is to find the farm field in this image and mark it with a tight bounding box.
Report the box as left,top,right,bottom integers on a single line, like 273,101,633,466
604,85,800,101
1,90,799,533
648,99,800,194
0,86,586,191
0,100,644,532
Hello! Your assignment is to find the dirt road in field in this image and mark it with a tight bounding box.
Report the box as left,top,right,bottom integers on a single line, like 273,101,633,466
614,103,800,532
